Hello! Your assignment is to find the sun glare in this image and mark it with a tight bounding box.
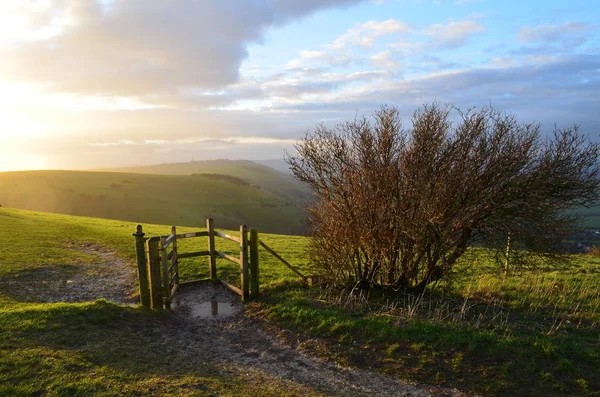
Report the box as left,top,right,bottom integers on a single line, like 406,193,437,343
0,153,47,172
0,110,49,172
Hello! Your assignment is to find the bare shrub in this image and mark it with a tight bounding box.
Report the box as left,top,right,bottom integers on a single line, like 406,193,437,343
287,104,600,290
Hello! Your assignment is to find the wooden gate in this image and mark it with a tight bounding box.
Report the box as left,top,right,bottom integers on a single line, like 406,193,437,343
133,218,259,310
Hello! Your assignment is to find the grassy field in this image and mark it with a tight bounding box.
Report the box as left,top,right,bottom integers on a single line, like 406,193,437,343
0,208,317,396
1,207,599,396
0,169,306,235
575,205,600,229
101,159,311,204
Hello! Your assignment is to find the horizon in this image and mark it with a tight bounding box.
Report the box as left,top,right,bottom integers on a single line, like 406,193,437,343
1,0,598,172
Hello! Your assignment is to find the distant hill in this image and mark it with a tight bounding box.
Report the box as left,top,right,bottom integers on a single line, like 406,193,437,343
253,159,292,174
0,170,306,234
102,159,310,204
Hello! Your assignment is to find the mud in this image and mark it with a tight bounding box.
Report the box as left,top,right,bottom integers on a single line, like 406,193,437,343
0,245,137,304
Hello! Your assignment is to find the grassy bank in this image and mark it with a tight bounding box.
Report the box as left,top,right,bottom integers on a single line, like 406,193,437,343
1,208,599,396
249,254,600,396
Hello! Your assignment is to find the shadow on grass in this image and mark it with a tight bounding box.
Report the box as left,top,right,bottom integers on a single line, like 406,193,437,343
0,298,337,397
249,285,600,397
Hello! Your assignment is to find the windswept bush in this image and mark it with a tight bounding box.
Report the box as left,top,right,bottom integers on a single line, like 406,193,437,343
287,104,600,290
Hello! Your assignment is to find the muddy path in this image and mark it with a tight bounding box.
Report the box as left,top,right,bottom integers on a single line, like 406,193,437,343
169,284,468,397
0,244,137,304
2,245,469,397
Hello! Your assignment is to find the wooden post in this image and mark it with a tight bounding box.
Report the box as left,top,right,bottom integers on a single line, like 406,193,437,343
504,232,512,277
160,237,170,310
207,218,217,282
240,224,249,302
146,238,163,310
133,225,150,309
250,228,259,298
171,226,179,286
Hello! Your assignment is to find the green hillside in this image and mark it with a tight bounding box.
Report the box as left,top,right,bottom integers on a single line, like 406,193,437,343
102,159,311,204
1,208,599,396
575,205,600,229
0,170,305,234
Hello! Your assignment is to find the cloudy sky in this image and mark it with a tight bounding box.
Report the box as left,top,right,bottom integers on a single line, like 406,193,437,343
0,0,598,171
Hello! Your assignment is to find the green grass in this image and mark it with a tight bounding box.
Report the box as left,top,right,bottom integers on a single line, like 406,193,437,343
100,159,311,204
0,208,321,396
248,251,600,397
0,300,327,396
1,207,599,396
0,169,306,234
574,205,600,229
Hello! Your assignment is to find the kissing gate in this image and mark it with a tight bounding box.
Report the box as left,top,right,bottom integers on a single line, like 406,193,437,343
132,218,260,310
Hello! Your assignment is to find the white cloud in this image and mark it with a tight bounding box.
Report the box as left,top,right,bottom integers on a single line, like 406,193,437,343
0,0,362,104
517,21,593,43
424,19,485,48
328,19,410,50
91,139,136,147
141,136,298,146
299,50,327,59
370,50,401,69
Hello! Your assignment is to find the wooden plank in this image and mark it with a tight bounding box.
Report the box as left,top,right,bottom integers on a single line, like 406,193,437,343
250,228,259,298
154,231,208,243
176,231,209,239
215,250,242,265
215,230,241,244
177,278,211,288
146,239,163,310
240,225,249,302
207,218,217,281
170,283,179,297
259,240,307,282
171,226,179,286
164,233,175,248
133,225,150,309
168,261,179,274
220,279,242,297
177,250,210,259
160,237,171,310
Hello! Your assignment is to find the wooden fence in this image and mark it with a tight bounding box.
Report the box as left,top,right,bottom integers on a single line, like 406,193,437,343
133,218,260,310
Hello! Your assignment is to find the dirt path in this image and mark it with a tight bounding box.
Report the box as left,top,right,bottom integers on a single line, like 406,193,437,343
0,244,137,304
169,284,468,397
3,246,469,397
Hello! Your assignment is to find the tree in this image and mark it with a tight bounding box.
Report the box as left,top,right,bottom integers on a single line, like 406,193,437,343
287,104,600,290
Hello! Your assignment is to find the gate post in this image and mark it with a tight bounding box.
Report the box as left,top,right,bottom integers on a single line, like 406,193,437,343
171,226,179,286
133,225,150,309
240,225,249,302
160,236,171,310
207,218,217,282
250,228,259,298
147,238,163,310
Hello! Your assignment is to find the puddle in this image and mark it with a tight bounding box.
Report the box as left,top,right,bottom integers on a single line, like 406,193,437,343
187,299,237,318
171,283,242,319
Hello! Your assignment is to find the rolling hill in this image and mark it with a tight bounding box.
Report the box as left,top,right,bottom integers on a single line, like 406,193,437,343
101,159,311,204
0,170,306,234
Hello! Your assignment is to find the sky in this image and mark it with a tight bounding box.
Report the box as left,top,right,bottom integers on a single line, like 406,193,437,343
0,0,598,171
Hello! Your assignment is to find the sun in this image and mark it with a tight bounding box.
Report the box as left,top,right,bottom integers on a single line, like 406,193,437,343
0,111,49,171
0,154,47,172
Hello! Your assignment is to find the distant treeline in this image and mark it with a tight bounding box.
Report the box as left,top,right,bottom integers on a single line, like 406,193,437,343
190,173,250,186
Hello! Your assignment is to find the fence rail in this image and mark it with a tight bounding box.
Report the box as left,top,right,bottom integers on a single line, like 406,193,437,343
133,218,259,310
